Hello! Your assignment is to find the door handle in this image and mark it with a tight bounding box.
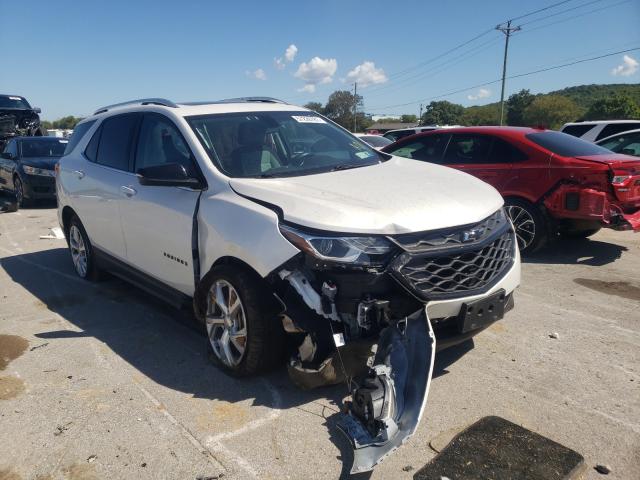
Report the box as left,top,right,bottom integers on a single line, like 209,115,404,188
120,185,137,197
73,170,85,179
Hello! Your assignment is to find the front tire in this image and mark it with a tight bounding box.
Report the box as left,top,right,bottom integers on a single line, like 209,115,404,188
68,215,101,281
13,176,31,208
504,198,549,254
200,265,284,377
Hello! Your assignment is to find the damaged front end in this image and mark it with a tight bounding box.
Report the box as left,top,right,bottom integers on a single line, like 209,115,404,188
269,211,516,472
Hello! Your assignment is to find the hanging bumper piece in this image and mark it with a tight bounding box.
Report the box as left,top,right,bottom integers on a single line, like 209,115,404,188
337,308,436,474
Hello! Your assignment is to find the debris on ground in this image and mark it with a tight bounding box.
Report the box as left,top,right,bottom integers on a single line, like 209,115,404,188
549,332,560,339
402,465,414,472
595,464,611,474
87,455,97,463
29,343,49,351
54,422,72,436
39,227,65,240
196,475,224,480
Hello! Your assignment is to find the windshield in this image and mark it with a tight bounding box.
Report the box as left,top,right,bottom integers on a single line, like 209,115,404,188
360,135,393,148
21,138,68,157
0,96,31,109
526,131,611,157
187,111,383,178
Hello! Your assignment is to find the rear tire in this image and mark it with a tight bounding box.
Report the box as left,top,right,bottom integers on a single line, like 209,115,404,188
68,215,101,281
504,198,549,254
199,264,285,377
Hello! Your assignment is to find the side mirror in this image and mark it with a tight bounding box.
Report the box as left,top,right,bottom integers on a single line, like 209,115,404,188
1,152,14,160
33,107,42,114
137,163,203,189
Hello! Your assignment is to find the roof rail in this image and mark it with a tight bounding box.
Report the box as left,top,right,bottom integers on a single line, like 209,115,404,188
93,98,178,115
181,97,288,106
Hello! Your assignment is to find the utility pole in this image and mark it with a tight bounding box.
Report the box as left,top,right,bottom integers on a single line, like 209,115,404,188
496,20,521,126
353,82,358,132
418,103,423,126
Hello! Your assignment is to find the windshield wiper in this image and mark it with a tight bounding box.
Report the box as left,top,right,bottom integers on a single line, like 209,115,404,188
330,163,371,172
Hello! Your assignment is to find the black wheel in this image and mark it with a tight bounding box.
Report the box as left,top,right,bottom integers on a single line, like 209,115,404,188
504,198,549,254
199,264,285,377
559,227,601,239
68,215,101,281
13,176,31,208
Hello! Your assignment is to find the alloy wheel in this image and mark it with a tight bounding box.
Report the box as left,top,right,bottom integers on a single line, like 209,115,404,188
505,205,536,250
206,280,248,367
69,225,88,278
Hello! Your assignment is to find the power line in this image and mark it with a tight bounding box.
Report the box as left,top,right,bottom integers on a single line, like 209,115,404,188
366,47,639,111
519,0,604,26
508,0,577,22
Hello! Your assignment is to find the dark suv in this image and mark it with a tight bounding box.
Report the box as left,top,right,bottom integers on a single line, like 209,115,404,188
0,136,67,207
0,95,46,149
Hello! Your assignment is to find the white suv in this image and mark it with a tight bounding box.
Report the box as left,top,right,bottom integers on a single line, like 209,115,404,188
57,97,520,472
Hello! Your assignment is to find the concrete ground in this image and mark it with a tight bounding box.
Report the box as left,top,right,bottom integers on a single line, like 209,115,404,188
0,203,638,480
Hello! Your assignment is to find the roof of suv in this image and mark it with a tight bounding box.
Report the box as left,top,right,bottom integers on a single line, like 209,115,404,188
89,97,307,119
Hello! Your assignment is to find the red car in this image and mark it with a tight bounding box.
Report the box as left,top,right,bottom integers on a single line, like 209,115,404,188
381,127,640,253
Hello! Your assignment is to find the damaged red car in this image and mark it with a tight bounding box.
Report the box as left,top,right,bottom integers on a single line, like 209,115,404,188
382,127,640,252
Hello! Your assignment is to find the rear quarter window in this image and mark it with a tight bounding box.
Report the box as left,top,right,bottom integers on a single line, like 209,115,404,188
63,120,96,155
526,131,611,157
596,123,640,141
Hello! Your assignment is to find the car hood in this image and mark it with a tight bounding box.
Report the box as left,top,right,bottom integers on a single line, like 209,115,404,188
576,154,640,170
21,157,60,169
229,156,503,234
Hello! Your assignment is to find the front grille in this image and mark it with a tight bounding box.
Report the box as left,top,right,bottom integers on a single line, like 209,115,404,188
390,229,514,300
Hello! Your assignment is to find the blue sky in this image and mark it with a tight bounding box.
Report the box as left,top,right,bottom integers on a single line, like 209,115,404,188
1,0,638,119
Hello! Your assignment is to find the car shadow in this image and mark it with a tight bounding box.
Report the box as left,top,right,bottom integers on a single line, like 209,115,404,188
0,246,474,477
524,237,628,266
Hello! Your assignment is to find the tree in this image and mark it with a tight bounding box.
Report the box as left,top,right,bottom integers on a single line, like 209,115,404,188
506,89,535,126
461,105,500,126
303,102,324,114
42,116,84,130
421,101,464,125
522,95,582,129
584,95,640,120
401,114,417,124
323,90,363,131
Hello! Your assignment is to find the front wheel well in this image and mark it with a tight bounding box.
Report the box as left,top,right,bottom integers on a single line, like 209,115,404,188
193,256,274,322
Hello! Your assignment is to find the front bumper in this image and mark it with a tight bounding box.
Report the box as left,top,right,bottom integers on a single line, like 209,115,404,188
21,174,56,200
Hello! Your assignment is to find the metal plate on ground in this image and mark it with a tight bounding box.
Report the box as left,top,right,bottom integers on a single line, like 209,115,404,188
415,416,584,480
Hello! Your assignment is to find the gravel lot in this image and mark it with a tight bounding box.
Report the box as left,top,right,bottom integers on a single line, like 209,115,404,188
0,203,638,480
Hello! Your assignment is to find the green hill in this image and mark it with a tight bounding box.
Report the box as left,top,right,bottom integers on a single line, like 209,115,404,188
547,84,640,110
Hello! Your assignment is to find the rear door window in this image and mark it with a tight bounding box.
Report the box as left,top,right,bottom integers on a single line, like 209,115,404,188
443,134,492,164
95,114,139,171
489,137,527,163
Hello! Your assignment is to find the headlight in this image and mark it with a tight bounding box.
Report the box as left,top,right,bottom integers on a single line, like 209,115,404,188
23,165,55,177
279,224,393,265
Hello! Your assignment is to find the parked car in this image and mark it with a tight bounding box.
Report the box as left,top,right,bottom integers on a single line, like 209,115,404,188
597,128,640,157
0,136,67,207
382,126,640,253
383,125,460,142
0,94,46,149
353,133,393,150
57,97,520,473
560,120,640,142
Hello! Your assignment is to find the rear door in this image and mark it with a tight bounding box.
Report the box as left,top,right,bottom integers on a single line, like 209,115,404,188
119,113,202,295
442,134,515,191
72,113,140,261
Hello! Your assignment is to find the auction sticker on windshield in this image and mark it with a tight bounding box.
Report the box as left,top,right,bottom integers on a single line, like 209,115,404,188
292,115,326,123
